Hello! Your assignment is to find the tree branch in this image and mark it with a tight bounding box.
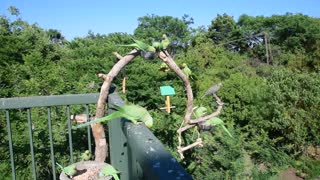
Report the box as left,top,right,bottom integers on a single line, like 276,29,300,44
113,52,123,60
71,114,94,123
93,49,139,162
158,51,194,123
176,93,224,159
177,138,203,159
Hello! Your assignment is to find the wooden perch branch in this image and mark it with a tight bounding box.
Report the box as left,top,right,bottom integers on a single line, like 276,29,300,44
113,52,123,60
177,138,203,159
158,51,194,123
71,114,94,123
92,49,140,162
176,93,224,159
177,124,196,134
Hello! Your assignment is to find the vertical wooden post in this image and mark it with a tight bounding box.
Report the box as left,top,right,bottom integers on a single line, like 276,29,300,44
122,77,126,94
166,96,171,113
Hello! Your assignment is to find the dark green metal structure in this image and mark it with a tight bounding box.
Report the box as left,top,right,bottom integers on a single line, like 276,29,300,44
0,91,192,180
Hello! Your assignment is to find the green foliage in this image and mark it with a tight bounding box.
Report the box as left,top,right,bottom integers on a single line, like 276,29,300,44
134,14,193,42
1,8,320,179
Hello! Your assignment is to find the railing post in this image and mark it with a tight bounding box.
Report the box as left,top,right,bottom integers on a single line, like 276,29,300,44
47,107,56,180
6,110,16,180
107,92,192,180
66,105,74,163
108,92,133,180
85,105,92,153
27,108,37,180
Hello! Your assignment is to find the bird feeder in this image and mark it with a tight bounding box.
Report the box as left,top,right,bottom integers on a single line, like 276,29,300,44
160,86,176,113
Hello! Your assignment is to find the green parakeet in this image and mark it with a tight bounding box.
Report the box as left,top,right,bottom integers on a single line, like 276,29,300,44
72,104,153,129
99,164,120,180
152,41,164,50
194,106,208,118
203,117,233,138
80,150,92,161
158,62,170,72
181,63,193,80
56,162,77,178
161,34,170,49
118,38,156,53
192,106,208,139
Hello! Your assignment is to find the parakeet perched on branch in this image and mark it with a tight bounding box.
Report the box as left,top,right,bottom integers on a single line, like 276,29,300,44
161,34,170,49
72,104,153,129
158,62,170,72
80,150,92,161
152,41,164,51
181,63,193,80
56,162,77,178
194,106,208,118
99,164,120,180
118,38,156,53
201,117,233,138
201,83,222,98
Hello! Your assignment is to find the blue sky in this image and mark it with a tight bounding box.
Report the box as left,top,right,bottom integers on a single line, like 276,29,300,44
1,0,320,40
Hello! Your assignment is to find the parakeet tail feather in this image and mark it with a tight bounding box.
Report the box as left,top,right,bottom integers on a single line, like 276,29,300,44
72,111,122,129
221,125,233,138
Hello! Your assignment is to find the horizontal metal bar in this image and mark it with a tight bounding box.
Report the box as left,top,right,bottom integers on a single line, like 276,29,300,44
0,93,99,109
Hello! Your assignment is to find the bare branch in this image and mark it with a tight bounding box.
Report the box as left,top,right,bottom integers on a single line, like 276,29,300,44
177,124,196,134
113,52,123,60
177,138,203,159
158,51,194,123
93,49,140,162
176,92,224,159
71,114,94,123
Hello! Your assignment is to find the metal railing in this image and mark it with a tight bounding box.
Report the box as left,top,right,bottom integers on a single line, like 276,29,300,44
0,91,192,180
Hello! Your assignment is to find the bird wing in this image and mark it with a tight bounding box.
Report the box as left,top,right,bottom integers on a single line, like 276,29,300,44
132,38,150,51
117,105,148,121
117,105,153,127
194,107,207,118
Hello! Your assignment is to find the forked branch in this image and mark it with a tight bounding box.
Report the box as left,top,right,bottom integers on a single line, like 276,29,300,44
92,49,140,162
